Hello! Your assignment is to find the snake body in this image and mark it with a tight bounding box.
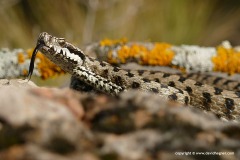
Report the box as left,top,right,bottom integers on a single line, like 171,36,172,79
180,73,240,91
132,71,240,120
28,32,240,121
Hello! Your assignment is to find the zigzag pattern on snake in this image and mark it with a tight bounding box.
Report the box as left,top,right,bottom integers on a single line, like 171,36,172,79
28,32,240,121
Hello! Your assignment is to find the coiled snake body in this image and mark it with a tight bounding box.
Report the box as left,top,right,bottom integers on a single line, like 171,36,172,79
28,32,240,121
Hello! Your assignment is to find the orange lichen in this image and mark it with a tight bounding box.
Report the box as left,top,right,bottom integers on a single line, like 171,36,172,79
113,44,148,63
17,52,25,64
141,43,174,66
107,51,118,64
106,41,174,66
100,38,128,46
212,46,240,74
26,49,65,79
22,69,28,76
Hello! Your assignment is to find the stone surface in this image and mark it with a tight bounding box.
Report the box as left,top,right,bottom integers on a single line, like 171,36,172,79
0,79,37,88
0,79,239,160
0,82,93,159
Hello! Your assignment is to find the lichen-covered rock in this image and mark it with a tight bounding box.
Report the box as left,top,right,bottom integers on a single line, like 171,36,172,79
0,84,92,158
0,80,239,160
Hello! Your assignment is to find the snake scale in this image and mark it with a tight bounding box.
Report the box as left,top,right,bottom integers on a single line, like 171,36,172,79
28,32,240,121
180,73,240,91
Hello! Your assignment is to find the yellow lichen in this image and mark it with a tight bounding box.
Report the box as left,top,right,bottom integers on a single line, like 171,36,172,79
212,46,240,74
17,52,25,64
22,69,28,76
26,49,65,79
100,38,128,46
106,41,174,66
115,44,148,63
142,43,174,66
107,51,118,64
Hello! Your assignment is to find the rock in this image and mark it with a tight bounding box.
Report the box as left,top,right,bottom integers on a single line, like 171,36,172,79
30,87,85,119
0,80,239,160
83,91,240,160
0,144,99,160
0,79,37,88
0,85,91,157
101,130,164,160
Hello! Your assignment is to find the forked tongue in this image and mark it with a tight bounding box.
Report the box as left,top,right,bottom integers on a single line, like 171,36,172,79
27,43,43,81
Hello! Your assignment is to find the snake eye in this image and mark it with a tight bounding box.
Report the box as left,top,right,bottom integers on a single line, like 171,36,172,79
58,38,65,46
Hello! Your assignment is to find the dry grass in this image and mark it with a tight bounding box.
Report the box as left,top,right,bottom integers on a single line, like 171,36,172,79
0,0,240,48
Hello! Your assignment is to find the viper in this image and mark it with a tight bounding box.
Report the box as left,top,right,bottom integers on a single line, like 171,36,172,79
28,32,240,121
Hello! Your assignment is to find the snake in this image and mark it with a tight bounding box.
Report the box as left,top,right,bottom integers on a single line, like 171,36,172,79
27,32,240,121
179,73,240,91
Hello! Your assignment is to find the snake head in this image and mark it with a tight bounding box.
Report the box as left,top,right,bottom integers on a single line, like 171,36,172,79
27,32,66,80
38,32,65,47
27,32,85,80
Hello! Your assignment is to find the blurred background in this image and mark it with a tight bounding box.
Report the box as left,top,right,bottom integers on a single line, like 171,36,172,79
1,0,240,49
